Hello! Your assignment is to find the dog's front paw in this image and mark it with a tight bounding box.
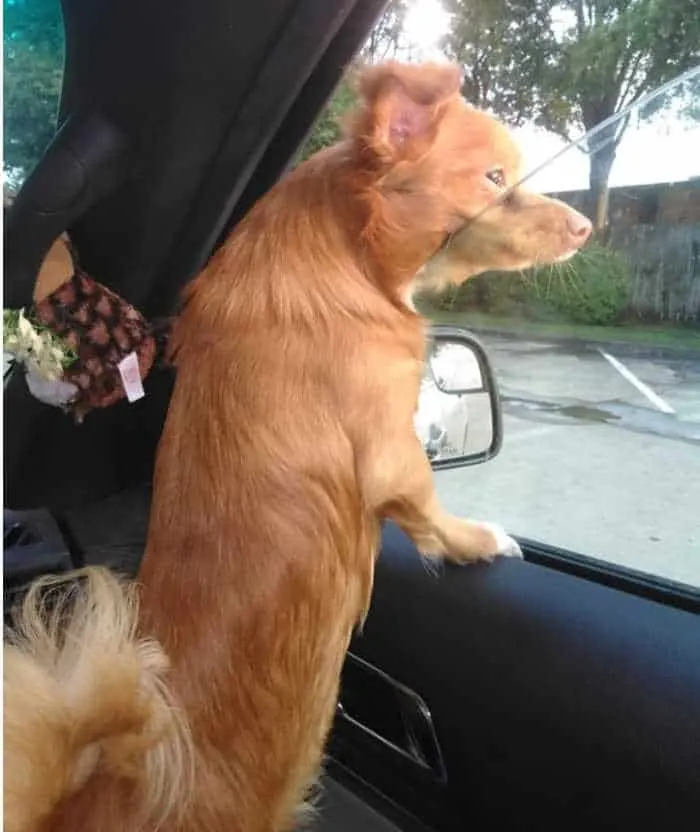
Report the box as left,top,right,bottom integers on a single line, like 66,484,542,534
438,516,522,564
480,522,522,559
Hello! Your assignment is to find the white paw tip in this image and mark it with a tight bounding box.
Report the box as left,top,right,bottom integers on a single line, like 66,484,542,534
482,522,523,558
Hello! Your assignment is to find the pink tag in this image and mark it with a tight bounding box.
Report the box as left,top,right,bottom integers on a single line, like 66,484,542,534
117,351,145,403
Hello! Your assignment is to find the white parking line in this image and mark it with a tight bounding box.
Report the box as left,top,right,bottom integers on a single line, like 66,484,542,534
598,350,675,414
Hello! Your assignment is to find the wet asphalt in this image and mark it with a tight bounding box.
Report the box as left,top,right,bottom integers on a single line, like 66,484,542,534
434,335,700,588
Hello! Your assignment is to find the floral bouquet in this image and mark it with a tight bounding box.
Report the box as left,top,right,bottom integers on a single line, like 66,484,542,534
4,253,171,421
3,308,79,408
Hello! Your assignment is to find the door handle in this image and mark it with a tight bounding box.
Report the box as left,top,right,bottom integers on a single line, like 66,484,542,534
337,653,447,783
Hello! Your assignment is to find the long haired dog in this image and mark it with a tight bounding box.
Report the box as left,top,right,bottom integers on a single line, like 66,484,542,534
4,61,591,831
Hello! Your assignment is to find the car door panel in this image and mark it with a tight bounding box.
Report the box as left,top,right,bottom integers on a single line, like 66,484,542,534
5,481,698,830
328,522,700,831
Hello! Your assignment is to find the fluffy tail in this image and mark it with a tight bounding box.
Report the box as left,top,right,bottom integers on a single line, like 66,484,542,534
3,566,192,832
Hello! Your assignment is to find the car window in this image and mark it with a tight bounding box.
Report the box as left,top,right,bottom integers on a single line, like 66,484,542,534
3,0,65,195
5,0,698,590
303,0,700,589
433,65,700,587
3,0,65,384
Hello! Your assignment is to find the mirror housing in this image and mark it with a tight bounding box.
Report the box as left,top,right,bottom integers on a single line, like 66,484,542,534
415,325,503,469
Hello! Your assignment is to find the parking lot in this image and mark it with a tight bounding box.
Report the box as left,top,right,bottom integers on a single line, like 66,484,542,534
433,334,700,587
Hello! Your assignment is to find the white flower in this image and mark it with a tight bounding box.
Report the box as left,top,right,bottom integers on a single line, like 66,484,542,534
17,310,35,341
3,307,75,383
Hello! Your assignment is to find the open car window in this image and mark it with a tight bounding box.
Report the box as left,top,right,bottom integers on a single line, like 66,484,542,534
3,0,66,385
298,2,699,592
420,68,700,589
425,65,700,590
3,0,65,193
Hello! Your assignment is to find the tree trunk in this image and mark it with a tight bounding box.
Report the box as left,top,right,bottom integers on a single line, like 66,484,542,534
586,129,618,232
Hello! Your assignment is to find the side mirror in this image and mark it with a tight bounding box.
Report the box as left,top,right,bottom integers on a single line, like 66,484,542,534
415,325,503,469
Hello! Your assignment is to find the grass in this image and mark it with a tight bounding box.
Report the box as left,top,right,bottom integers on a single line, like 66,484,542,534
425,309,700,352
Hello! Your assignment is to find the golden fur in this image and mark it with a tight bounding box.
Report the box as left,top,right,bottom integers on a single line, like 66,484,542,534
4,568,192,832
4,61,590,831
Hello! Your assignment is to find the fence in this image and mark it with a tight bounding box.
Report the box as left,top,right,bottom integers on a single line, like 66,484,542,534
609,224,700,322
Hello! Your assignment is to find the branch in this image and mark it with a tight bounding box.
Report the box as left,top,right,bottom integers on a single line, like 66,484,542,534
574,0,586,37
613,112,631,145
615,51,645,111
450,33,470,64
612,47,634,100
550,123,576,144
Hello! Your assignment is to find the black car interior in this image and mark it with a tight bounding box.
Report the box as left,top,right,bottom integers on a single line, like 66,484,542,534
4,1,700,829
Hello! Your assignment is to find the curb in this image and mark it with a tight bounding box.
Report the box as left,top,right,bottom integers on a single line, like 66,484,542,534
460,324,700,362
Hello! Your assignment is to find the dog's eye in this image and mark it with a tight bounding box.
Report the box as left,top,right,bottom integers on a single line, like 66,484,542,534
485,168,506,188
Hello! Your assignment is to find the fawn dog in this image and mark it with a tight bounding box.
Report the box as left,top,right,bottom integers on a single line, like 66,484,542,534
4,61,591,832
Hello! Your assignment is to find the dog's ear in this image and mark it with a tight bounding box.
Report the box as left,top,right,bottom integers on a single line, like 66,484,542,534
351,61,462,161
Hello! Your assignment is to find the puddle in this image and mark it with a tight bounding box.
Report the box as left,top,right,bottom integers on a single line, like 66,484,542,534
558,404,620,423
505,397,620,423
503,395,700,444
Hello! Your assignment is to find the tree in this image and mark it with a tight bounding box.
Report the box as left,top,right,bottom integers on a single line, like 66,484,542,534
442,0,562,128
359,0,410,63
298,0,410,161
297,79,357,162
3,0,65,188
444,0,700,229
552,0,700,228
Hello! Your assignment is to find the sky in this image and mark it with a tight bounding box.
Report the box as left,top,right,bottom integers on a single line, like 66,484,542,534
401,0,700,193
